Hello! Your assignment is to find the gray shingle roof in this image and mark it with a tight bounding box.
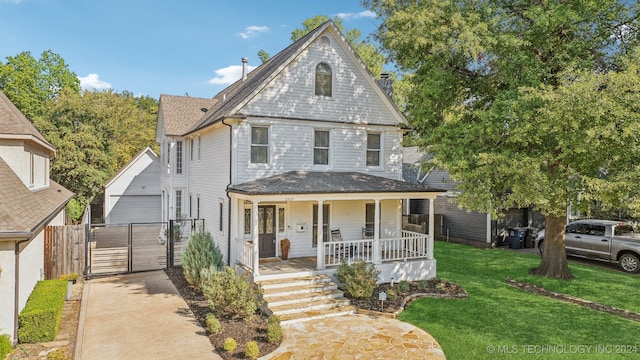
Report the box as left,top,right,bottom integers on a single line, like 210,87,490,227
227,171,445,196
0,90,54,151
158,95,217,136
0,157,74,235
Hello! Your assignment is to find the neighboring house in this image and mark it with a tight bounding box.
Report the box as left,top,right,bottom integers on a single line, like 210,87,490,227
104,147,161,224
402,146,545,246
156,21,444,283
0,91,73,343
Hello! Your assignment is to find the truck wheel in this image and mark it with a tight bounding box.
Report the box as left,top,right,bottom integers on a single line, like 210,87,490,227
619,253,640,273
537,241,544,254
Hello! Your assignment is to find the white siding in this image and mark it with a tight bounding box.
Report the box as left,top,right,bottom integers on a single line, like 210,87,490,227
243,33,400,126
0,241,15,340
235,119,404,184
0,139,50,190
187,124,231,262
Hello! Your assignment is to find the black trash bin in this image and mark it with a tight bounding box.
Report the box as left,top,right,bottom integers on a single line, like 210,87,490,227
507,228,526,249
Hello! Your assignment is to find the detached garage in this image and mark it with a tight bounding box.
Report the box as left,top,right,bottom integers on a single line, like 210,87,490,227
104,147,161,224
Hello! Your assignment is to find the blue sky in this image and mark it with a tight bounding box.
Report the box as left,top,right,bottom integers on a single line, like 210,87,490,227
0,0,381,99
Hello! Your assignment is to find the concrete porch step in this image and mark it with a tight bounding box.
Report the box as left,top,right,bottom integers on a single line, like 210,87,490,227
278,305,357,325
263,289,345,307
258,274,332,290
270,297,351,315
261,282,337,297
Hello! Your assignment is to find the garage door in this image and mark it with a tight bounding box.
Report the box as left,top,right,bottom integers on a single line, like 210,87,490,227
108,195,161,224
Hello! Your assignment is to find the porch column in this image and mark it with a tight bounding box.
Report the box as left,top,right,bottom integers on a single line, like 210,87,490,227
252,200,260,276
229,197,238,266
316,200,324,270
428,198,435,260
373,199,381,264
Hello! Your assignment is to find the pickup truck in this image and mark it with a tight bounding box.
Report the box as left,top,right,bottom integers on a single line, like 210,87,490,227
538,219,640,273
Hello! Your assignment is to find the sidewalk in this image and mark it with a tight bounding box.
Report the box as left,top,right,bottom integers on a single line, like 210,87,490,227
76,270,221,360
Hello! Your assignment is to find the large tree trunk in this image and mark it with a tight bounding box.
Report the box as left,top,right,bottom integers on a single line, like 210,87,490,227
530,214,574,279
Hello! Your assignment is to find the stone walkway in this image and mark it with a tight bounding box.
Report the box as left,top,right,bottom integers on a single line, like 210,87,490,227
263,314,446,360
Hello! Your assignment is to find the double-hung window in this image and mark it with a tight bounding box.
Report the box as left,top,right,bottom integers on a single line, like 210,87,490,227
176,141,183,174
313,130,330,165
366,133,381,167
315,62,332,97
175,190,182,218
251,126,269,164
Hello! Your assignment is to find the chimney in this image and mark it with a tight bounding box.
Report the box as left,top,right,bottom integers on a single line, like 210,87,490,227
241,57,248,81
377,73,393,97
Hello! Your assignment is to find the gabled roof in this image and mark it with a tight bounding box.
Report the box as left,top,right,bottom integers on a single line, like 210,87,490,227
104,147,159,188
228,171,445,196
0,157,73,237
0,90,54,154
158,94,217,136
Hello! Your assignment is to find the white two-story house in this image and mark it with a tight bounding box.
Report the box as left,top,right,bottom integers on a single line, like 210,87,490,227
156,21,443,283
0,91,73,343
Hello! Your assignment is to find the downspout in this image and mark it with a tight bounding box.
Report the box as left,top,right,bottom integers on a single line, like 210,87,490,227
222,118,233,265
14,237,30,344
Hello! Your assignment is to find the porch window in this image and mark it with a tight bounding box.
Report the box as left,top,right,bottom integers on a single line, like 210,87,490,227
365,203,375,232
196,197,200,219
189,195,192,218
176,141,183,174
278,208,285,233
313,130,329,165
244,208,251,234
312,204,330,247
251,126,269,164
219,201,224,232
315,62,332,97
366,133,381,167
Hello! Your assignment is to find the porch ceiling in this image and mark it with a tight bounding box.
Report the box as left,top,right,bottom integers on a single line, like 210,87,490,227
227,171,445,198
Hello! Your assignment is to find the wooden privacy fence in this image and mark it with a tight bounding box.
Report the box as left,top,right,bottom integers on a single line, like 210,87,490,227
44,225,86,279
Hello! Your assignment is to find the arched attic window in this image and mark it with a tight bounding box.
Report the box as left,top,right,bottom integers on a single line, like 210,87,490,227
315,62,332,97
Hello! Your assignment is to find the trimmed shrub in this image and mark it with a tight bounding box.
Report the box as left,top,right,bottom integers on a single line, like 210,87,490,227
201,267,262,321
47,349,68,360
181,231,223,290
205,313,221,334
223,338,237,352
245,341,260,359
386,288,398,302
58,273,78,283
398,280,410,293
267,315,282,343
0,334,12,359
336,260,379,299
18,280,67,343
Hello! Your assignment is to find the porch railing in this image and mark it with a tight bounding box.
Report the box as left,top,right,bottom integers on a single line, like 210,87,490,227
323,230,432,266
324,239,373,266
380,230,432,262
235,238,253,270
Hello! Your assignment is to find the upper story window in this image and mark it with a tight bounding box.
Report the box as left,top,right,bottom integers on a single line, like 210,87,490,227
29,152,34,186
366,133,381,167
197,136,201,160
251,126,269,164
176,141,183,174
313,130,330,165
166,143,171,166
315,62,332,97
190,138,194,161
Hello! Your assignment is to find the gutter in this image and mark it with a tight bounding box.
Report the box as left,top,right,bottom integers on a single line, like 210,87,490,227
221,117,233,265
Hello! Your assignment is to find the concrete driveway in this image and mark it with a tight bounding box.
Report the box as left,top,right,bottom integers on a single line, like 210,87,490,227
76,271,221,360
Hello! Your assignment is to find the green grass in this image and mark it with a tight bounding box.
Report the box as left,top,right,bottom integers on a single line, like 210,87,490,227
399,242,640,360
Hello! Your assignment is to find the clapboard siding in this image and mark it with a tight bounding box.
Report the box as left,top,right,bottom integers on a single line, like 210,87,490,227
188,124,231,262
436,196,488,243
243,33,399,126
235,118,403,184
423,169,456,191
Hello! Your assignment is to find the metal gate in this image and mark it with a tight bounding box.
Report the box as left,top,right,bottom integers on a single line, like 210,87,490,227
87,219,204,276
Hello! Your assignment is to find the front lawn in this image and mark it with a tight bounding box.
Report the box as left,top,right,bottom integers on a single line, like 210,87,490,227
400,242,640,359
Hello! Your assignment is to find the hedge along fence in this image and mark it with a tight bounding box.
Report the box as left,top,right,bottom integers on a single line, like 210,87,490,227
18,279,67,343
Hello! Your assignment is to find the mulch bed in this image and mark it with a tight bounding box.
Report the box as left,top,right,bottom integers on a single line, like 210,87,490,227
165,268,279,360
506,278,640,322
345,279,468,317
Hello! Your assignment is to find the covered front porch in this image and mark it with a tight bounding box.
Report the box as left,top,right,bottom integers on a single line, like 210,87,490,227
227,171,443,282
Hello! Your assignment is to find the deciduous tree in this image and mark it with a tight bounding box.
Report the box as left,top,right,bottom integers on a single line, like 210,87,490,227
364,0,640,278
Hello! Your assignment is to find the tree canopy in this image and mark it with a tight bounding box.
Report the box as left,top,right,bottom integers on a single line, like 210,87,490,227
364,0,640,278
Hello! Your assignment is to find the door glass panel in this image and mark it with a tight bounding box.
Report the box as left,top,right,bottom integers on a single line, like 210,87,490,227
278,208,285,233
258,208,264,234
266,208,274,234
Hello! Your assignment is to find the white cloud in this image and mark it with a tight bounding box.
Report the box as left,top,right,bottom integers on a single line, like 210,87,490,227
336,10,376,20
78,73,112,90
208,65,257,85
239,25,269,39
